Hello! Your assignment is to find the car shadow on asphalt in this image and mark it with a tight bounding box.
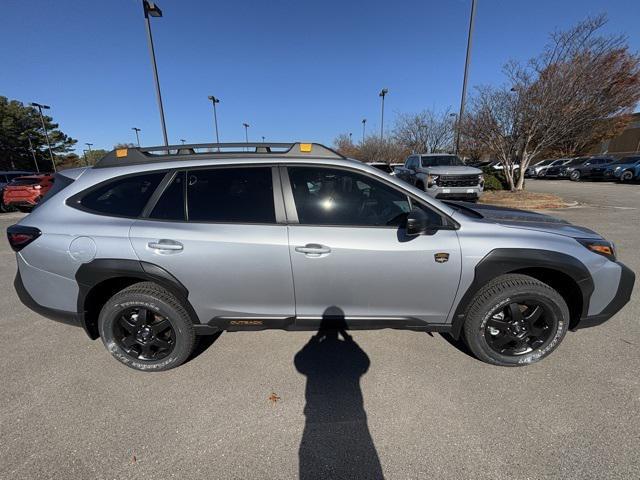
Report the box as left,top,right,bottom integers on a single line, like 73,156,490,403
185,331,223,364
294,306,384,479
439,332,475,359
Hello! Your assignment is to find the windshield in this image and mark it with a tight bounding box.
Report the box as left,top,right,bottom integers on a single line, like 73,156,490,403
612,157,640,165
421,155,463,167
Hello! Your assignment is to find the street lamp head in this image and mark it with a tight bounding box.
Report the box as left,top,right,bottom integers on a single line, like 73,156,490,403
379,88,388,97
132,127,141,132
362,118,366,124
208,95,220,104
30,102,50,110
243,123,250,128
143,1,163,18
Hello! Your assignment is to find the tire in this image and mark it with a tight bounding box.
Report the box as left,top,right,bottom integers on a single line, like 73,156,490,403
98,282,196,371
569,170,581,181
462,274,569,367
620,170,634,183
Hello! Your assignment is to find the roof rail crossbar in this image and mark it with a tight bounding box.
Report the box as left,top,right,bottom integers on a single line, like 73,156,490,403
95,142,345,168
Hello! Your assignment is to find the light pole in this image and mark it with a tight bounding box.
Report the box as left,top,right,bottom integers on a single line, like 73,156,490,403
26,134,40,173
450,113,458,154
349,132,353,143
85,142,93,154
142,0,169,147
30,102,56,172
455,0,477,155
207,95,221,144
362,118,366,143
180,139,186,145
379,88,388,139
262,136,265,143
82,150,89,166
132,127,142,147
243,123,250,143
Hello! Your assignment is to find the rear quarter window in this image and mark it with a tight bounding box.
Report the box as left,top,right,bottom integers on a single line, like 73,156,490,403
73,172,165,218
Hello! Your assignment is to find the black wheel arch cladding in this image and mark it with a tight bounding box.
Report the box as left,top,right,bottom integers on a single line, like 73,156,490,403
76,259,199,339
450,248,594,338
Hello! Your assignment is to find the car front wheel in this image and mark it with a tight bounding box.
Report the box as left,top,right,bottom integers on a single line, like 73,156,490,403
98,282,196,371
462,274,569,366
569,170,581,181
620,170,634,183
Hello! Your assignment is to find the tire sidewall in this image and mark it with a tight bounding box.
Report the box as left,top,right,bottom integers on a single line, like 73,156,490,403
99,293,192,371
570,171,580,181
468,289,569,366
620,171,633,182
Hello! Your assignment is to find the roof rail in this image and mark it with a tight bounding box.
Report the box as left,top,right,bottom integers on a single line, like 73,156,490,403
94,142,346,168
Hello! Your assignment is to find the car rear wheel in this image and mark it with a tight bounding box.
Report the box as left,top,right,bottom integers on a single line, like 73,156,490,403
620,170,634,183
569,170,581,181
98,282,196,371
462,274,569,366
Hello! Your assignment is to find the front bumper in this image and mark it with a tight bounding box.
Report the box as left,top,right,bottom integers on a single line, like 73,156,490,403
573,261,635,330
428,186,482,200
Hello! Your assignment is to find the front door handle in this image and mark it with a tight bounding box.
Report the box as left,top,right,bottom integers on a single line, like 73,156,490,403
148,240,183,252
295,243,331,255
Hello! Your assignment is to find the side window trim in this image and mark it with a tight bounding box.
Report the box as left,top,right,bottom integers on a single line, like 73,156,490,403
140,171,180,218
279,165,299,224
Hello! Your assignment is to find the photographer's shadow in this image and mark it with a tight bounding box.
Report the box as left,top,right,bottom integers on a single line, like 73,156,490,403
294,306,384,479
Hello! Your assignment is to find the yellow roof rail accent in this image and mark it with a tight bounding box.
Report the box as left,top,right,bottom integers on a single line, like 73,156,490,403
116,148,128,158
299,143,312,152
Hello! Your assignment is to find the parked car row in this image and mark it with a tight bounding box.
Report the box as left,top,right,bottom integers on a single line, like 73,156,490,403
0,171,54,212
525,155,640,182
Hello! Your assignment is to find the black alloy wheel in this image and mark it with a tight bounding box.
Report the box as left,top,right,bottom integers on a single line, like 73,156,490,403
113,307,176,361
569,170,581,181
483,301,556,356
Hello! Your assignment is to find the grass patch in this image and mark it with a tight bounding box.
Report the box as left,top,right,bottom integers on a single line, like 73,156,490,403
479,190,569,210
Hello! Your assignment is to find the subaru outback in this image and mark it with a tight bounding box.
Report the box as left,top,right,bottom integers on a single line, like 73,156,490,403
8,143,635,371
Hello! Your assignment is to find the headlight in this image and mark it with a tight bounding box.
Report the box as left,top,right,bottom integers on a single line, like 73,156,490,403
427,174,439,187
478,174,484,182
614,166,622,172
577,238,616,261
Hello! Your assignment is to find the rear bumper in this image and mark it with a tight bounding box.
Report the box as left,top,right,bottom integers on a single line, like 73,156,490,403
573,262,635,330
14,271,81,328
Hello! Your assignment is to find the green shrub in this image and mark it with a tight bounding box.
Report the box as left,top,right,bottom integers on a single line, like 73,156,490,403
483,173,504,191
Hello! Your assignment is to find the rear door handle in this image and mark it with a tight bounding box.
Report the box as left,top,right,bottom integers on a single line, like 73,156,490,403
295,244,331,255
148,240,183,252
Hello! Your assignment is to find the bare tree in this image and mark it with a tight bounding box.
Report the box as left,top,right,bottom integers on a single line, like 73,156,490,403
393,109,455,154
334,134,408,164
464,15,640,190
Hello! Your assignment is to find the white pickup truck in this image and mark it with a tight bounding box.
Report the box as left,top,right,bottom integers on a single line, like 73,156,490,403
394,153,484,201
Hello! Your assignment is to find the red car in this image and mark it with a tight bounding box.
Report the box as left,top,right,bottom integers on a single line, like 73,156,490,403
3,174,54,211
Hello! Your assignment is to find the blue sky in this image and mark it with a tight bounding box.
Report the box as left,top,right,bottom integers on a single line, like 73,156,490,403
2,0,639,153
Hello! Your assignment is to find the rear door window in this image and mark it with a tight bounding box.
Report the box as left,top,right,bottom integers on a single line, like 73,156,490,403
150,172,186,221
77,172,165,217
185,167,275,223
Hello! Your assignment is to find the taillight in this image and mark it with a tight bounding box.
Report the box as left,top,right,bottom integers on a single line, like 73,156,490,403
6,225,41,252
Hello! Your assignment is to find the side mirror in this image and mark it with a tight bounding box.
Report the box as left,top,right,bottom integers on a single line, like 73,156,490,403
406,207,433,236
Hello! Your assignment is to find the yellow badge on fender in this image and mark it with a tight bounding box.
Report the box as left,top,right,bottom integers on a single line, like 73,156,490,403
434,252,449,263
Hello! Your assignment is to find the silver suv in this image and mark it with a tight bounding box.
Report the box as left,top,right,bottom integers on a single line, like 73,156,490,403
9,143,634,371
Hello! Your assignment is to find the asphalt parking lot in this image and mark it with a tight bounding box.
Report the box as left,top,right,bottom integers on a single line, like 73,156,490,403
1,179,638,480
